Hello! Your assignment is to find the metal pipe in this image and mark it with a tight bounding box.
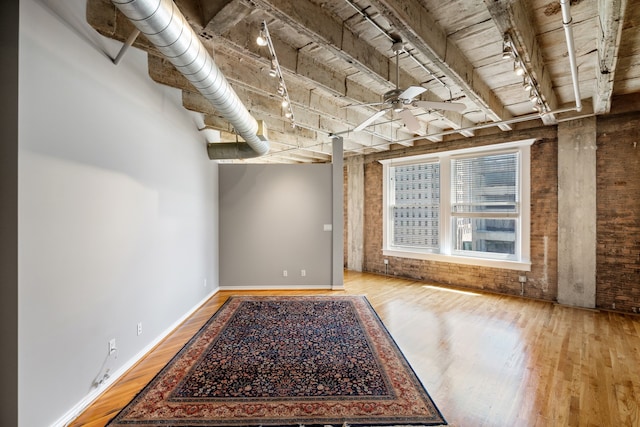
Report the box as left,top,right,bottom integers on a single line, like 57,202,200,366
111,0,269,159
113,29,140,65
560,0,582,112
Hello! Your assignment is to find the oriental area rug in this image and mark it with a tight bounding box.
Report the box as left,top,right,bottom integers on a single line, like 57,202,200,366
107,295,446,426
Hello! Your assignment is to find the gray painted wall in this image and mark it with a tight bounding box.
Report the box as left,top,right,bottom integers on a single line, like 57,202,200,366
18,1,218,425
219,164,333,287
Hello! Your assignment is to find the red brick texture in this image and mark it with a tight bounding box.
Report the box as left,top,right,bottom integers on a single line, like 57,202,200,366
360,132,558,301
344,115,640,313
596,112,640,313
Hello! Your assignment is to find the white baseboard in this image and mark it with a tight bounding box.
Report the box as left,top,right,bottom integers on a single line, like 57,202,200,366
219,284,332,291
53,286,220,427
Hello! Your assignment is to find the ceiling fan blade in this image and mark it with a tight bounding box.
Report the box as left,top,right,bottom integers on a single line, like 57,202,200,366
398,108,421,132
414,100,466,113
353,109,389,132
399,86,427,100
341,101,386,109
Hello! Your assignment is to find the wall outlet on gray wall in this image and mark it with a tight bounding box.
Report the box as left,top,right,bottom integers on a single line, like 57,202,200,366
108,339,117,355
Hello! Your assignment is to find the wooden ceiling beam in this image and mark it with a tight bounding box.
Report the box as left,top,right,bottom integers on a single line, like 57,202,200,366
367,0,512,130
484,0,559,125
198,0,253,36
148,53,403,150
247,0,473,137
593,0,627,114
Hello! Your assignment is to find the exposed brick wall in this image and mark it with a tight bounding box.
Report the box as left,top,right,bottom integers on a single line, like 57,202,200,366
596,111,640,312
347,115,640,312
360,127,558,301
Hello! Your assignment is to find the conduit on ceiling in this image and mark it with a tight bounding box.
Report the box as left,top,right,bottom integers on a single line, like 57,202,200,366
111,0,270,159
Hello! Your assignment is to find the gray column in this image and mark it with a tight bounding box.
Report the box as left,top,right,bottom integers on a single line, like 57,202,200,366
332,137,344,289
557,117,597,308
346,156,364,271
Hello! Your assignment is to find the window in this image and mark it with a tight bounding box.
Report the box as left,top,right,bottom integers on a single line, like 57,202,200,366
392,162,440,249
381,139,534,271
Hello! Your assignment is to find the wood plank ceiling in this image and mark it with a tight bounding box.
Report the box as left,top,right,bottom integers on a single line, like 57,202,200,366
87,0,639,163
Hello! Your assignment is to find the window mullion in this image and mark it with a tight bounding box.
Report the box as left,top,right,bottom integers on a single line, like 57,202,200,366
440,155,452,255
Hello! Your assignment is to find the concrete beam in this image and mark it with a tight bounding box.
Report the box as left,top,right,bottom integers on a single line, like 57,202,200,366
484,0,559,125
557,117,597,308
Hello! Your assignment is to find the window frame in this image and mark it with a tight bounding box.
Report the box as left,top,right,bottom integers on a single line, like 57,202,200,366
381,139,534,271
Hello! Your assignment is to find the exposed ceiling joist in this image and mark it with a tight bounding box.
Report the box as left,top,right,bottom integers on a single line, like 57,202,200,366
249,0,473,137
594,0,627,114
484,0,559,125
84,0,640,164
366,0,513,131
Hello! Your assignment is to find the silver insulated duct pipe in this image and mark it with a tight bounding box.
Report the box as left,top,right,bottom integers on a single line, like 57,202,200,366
111,0,270,159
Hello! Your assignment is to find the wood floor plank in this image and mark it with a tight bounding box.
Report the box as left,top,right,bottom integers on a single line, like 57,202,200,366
69,271,640,427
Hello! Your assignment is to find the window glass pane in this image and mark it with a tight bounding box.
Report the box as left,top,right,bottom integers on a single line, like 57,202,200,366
392,163,439,248
453,217,516,255
452,153,518,213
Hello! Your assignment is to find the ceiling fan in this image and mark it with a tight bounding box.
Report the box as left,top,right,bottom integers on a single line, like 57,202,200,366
351,41,466,133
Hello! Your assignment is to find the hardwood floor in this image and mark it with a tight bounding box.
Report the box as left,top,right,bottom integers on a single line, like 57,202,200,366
69,271,640,427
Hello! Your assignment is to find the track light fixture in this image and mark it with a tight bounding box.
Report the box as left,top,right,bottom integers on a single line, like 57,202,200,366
256,21,295,126
514,60,525,76
502,35,514,59
256,29,268,47
502,32,548,113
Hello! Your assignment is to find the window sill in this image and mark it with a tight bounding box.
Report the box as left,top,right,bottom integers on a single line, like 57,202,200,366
382,248,532,271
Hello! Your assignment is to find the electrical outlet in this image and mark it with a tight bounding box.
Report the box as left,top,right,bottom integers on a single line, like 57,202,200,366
108,338,117,355
383,259,389,265
137,322,143,336
283,270,288,277
203,278,207,288
518,275,527,283
301,269,306,277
